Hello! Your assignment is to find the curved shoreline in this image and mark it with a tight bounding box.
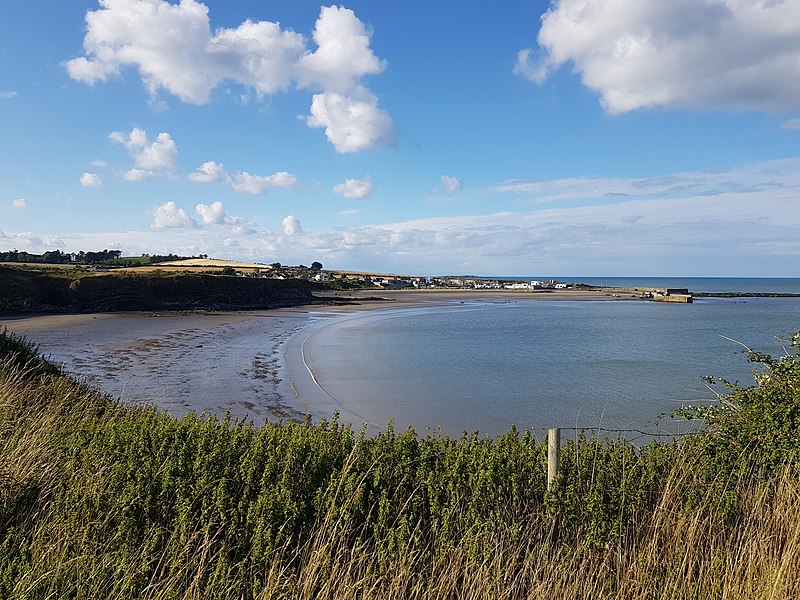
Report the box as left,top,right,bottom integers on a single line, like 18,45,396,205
282,310,386,431
5,288,792,435
279,299,484,432
2,291,611,429
280,294,642,435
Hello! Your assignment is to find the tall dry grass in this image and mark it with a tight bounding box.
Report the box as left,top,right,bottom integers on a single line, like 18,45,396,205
2,329,799,599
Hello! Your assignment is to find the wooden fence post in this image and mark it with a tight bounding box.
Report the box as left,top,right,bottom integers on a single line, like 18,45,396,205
547,427,560,490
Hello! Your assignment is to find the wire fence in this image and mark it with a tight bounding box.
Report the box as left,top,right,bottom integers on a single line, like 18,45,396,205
532,418,707,444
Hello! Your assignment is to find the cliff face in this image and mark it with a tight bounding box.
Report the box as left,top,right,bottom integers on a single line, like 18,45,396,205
0,267,318,314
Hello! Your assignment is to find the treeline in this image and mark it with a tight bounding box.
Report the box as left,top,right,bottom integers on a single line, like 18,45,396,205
0,249,205,266
0,330,798,598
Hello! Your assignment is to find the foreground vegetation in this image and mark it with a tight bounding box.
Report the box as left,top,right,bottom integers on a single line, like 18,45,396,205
1,330,799,598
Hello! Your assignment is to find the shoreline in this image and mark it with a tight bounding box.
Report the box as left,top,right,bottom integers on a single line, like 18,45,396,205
1,309,316,425
0,289,632,428
281,289,669,436
0,287,706,433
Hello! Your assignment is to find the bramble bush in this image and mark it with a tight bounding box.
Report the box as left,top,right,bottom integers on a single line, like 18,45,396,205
680,332,800,477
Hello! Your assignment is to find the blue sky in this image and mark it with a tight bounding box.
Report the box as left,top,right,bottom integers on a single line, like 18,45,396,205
1,0,799,276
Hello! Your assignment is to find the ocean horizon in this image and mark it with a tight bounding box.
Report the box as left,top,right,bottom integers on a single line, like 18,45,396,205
491,276,800,294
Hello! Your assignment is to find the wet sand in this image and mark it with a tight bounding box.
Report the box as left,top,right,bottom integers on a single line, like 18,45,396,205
2,310,314,424
1,287,641,427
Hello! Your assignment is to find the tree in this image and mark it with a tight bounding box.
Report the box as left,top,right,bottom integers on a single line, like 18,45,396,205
311,261,323,271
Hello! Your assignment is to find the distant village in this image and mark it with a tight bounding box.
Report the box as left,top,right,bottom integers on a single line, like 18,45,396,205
308,272,572,291
251,265,576,291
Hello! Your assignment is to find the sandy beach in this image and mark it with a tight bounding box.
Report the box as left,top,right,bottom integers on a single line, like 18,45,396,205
1,287,642,427
2,310,316,424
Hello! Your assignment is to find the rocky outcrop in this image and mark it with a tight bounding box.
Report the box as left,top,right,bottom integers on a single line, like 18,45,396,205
0,267,319,314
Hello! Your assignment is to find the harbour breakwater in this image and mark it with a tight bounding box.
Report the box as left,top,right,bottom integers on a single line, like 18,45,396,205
694,292,800,298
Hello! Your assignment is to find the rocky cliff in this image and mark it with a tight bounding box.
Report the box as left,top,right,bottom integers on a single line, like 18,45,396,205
0,267,319,314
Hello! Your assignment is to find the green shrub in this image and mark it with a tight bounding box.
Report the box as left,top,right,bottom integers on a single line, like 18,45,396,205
1,329,799,598
686,332,800,477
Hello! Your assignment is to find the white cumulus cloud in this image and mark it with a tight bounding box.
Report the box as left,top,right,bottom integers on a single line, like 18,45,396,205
137,132,178,170
194,201,256,233
306,91,394,153
66,1,394,152
518,0,800,114
296,5,386,93
227,171,297,195
80,172,103,187
11,199,27,209
152,201,196,228
110,128,178,177
332,177,374,200
189,161,298,195
223,215,256,235
188,160,225,183
282,215,304,236
123,169,155,182
195,201,226,225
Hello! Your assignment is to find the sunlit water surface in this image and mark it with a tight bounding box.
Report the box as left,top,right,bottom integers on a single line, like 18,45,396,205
302,297,800,437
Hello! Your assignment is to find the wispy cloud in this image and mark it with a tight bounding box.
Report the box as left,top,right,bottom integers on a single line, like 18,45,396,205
429,174,463,195
227,171,298,195
491,160,800,205
6,160,799,276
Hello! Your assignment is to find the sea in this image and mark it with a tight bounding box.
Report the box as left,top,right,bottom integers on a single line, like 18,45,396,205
299,278,800,440
506,276,800,294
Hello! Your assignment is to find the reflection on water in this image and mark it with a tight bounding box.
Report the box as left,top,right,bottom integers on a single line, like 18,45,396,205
303,298,800,437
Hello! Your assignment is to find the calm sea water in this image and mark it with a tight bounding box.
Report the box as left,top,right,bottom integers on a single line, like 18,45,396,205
303,294,800,438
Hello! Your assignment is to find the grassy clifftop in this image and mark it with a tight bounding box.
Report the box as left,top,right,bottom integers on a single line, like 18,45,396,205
0,330,799,598
0,266,318,314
